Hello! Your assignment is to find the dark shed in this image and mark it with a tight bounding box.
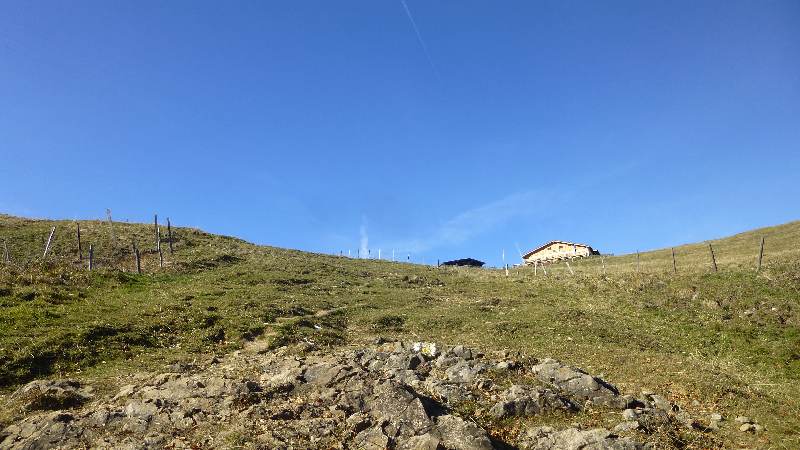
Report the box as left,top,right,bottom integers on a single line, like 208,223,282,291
441,258,485,267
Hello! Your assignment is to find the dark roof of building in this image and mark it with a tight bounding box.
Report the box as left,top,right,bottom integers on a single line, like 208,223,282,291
441,258,485,267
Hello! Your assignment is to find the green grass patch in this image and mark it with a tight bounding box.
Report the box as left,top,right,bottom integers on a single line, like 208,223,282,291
1,214,799,447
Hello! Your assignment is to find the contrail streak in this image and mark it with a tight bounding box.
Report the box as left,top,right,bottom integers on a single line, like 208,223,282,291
400,0,441,81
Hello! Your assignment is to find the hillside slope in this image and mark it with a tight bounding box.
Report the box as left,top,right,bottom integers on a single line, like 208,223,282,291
557,220,800,275
1,214,799,448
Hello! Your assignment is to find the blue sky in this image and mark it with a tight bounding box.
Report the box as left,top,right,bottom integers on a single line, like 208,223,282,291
1,1,798,266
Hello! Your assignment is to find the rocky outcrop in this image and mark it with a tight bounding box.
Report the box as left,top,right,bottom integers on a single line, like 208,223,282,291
1,341,697,449
9,379,92,412
532,358,627,409
519,426,643,450
489,384,576,419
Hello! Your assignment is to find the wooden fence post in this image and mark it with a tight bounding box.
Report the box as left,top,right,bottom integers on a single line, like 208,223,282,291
88,244,94,270
2,240,9,262
159,247,164,269
156,225,161,253
757,237,765,271
43,226,56,259
167,218,174,254
636,250,640,273
708,243,718,272
76,223,83,262
133,243,141,274
154,214,159,251
534,261,538,276
106,209,116,247
671,247,677,273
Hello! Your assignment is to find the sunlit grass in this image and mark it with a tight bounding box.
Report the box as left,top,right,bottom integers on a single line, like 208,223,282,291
1,214,798,447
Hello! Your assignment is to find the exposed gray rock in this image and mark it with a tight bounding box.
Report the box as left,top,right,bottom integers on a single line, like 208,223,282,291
532,359,626,409
496,360,520,371
613,421,640,433
622,408,639,421
354,425,390,449
262,358,303,390
0,341,663,450
519,426,643,450
10,379,92,411
435,354,466,369
436,414,493,450
675,410,696,429
649,394,672,412
303,362,351,387
424,378,474,405
634,408,671,433
385,353,423,371
445,359,487,384
369,381,434,439
489,384,576,418
450,345,476,360
398,432,441,450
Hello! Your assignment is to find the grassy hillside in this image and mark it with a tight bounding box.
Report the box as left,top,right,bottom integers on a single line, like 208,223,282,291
1,214,799,448
541,220,800,275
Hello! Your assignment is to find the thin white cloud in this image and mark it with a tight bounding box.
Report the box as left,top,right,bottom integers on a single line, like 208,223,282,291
386,189,564,253
341,163,638,257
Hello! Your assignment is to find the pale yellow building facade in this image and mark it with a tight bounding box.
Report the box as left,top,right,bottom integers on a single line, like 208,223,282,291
523,241,598,265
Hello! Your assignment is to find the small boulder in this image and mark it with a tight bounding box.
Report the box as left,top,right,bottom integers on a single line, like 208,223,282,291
622,409,639,421
445,360,487,384
495,360,519,371
649,394,672,412
489,385,576,419
303,363,351,387
10,380,92,411
435,414,493,450
369,381,434,439
398,433,441,450
354,426,390,449
450,345,475,360
613,421,640,433
532,359,624,408
635,408,671,433
519,426,643,450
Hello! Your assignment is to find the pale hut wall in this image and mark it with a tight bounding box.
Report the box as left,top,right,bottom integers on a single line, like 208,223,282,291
523,241,597,265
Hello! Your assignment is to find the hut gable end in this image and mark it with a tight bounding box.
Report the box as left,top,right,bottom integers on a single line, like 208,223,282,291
522,240,599,265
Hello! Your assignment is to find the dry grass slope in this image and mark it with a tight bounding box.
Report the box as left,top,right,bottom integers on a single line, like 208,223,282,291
1,214,799,448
